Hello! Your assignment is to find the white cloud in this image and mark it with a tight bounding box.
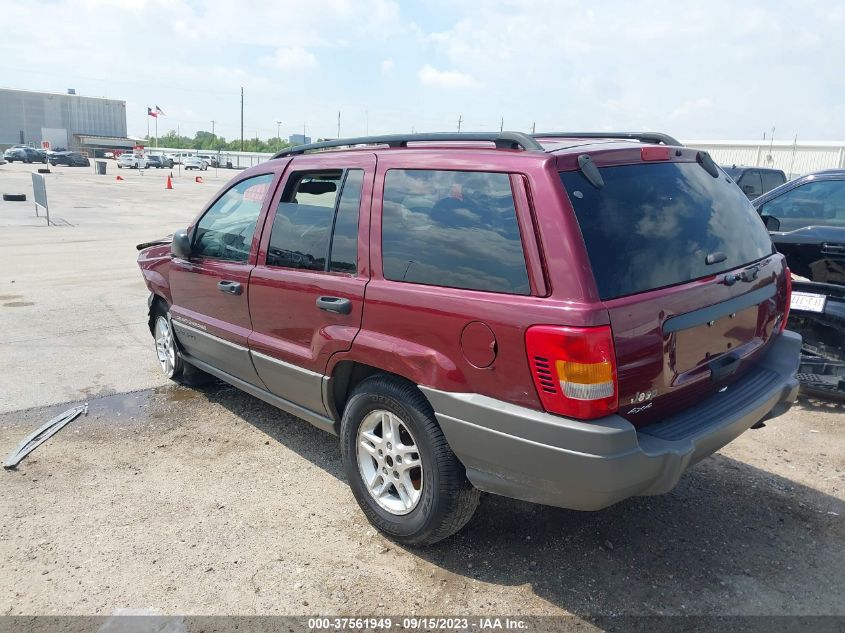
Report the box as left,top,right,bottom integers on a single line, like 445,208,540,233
380,58,395,76
418,64,479,89
670,98,714,120
260,46,318,70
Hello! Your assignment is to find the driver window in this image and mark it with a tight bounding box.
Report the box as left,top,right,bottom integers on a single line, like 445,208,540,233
193,174,274,262
761,180,845,231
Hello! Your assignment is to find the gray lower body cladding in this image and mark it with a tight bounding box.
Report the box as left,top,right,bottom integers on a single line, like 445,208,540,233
420,330,801,511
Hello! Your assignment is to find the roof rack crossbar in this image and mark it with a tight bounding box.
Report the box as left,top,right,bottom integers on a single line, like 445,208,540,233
532,132,683,147
272,132,544,158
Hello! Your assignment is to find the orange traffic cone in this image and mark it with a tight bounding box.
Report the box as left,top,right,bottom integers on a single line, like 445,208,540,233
116,175,124,181
195,176,203,183
166,175,173,189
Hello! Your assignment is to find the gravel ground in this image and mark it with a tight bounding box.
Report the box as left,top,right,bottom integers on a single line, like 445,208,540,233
0,383,842,619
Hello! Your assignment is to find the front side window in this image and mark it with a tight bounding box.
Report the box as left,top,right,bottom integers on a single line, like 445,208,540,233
193,174,274,262
267,169,363,272
381,169,530,294
760,179,845,231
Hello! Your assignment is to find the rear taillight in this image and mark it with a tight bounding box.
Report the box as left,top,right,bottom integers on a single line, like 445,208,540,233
780,267,792,332
526,325,618,420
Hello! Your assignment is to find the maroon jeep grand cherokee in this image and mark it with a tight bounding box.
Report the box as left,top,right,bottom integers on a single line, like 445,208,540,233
137,132,800,545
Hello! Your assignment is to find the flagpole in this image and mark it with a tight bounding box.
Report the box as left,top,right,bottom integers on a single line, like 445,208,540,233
155,114,158,148
146,109,149,142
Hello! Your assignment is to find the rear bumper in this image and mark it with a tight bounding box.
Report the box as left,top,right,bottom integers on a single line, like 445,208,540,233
420,330,801,511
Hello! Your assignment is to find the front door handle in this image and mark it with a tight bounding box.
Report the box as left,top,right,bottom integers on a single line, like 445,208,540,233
217,280,243,295
316,296,352,315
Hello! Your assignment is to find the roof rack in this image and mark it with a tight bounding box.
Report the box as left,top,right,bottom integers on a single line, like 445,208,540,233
532,132,683,147
272,131,543,158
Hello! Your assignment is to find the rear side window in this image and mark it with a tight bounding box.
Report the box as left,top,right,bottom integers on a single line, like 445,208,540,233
381,169,530,294
267,169,363,272
761,170,786,193
737,170,762,197
561,162,773,300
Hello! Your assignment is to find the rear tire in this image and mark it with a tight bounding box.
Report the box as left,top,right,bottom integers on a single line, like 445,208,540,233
340,375,480,546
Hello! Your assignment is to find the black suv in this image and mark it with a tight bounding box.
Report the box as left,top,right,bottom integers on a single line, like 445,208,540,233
723,166,787,199
147,155,172,169
4,146,48,164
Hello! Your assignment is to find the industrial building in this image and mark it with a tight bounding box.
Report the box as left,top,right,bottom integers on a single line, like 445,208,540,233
0,87,131,155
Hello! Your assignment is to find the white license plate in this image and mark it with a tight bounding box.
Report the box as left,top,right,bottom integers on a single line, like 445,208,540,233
791,291,826,313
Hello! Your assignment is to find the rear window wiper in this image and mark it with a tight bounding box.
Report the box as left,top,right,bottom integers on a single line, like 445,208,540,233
705,251,727,265
696,150,719,178
577,154,604,189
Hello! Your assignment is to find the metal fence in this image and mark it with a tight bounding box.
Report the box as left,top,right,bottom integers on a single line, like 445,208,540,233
684,140,845,179
149,146,274,169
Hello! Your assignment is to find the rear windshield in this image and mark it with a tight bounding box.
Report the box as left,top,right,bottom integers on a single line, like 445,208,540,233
561,162,774,300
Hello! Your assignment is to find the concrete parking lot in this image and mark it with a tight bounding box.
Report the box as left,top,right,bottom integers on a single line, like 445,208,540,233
0,160,843,620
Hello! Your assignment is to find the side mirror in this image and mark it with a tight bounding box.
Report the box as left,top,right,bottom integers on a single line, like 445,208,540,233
171,229,192,258
761,215,781,232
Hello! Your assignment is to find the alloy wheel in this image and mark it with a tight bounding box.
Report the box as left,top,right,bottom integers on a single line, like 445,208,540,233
154,316,177,378
356,410,423,515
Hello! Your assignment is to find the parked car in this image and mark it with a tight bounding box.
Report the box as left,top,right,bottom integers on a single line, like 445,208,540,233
49,151,91,167
752,169,845,400
166,153,181,165
104,152,115,159
723,166,787,199
137,132,800,545
147,155,172,169
183,156,207,171
117,153,147,169
198,154,217,168
3,146,48,163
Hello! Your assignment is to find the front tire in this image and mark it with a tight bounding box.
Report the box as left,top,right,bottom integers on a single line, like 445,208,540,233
153,312,183,380
340,375,480,546
151,304,213,386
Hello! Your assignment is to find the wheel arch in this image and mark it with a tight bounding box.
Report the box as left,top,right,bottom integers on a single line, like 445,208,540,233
326,360,429,428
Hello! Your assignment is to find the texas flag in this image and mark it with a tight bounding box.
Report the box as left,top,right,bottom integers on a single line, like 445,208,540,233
147,107,157,118
155,105,165,116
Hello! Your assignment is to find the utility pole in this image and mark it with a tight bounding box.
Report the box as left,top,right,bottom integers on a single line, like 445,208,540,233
531,121,536,134
768,126,775,165
457,114,462,132
211,120,216,141
337,111,341,139
240,87,244,152
500,117,504,132
275,120,282,148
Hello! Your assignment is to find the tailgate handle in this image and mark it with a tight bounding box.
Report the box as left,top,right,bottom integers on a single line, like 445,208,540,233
709,353,741,382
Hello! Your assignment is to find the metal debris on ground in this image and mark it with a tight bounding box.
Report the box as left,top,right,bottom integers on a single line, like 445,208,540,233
3,403,88,469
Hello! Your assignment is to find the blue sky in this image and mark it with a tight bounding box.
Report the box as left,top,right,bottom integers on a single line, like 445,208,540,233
1,0,843,142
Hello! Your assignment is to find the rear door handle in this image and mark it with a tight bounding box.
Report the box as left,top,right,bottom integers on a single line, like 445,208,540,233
217,280,243,295
821,243,845,254
316,296,352,315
